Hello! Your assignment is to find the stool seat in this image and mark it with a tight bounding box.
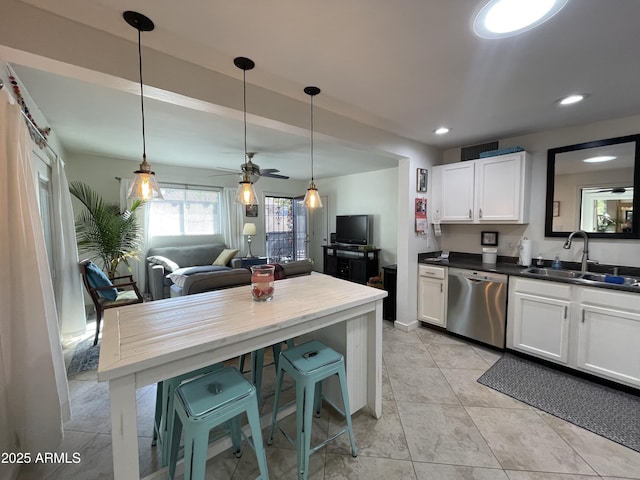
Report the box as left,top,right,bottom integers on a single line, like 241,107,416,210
168,366,269,480
177,367,254,418
268,340,357,480
284,340,342,374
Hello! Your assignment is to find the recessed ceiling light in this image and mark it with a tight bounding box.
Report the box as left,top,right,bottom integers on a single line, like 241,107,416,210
434,127,450,135
474,0,568,39
558,94,586,105
583,155,616,163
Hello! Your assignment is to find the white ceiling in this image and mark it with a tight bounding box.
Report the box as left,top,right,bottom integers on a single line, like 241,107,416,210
7,0,640,180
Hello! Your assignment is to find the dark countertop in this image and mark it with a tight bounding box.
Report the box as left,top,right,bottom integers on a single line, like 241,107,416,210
418,251,640,294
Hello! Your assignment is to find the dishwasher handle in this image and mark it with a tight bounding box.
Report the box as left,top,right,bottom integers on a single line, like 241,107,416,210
449,268,507,284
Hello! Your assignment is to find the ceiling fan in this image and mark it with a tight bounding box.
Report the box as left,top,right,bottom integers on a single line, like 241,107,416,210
210,152,289,183
597,187,630,194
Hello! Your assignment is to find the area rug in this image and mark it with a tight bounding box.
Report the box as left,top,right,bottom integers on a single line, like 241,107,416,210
67,337,100,375
477,353,640,453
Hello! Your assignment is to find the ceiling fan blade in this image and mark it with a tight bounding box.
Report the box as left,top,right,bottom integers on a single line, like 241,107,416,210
260,168,280,174
262,172,289,179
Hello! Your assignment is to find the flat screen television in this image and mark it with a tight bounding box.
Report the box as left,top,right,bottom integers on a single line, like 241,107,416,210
335,215,370,246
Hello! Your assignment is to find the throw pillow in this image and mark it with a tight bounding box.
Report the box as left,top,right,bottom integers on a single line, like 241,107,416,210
169,265,232,288
212,248,240,266
146,255,180,273
85,261,118,301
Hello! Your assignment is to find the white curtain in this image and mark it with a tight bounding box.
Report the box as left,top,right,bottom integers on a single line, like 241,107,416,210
120,178,149,293
222,187,243,250
51,156,87,338
0,89,70,465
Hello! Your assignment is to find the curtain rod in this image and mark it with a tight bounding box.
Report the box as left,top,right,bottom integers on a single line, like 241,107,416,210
115,177,224,190
0,79,60,160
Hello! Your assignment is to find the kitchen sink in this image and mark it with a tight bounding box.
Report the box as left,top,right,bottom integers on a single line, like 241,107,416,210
524,267,640,287
524,267,582,278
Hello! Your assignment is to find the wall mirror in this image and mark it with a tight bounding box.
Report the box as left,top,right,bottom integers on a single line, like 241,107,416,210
545,134,640,238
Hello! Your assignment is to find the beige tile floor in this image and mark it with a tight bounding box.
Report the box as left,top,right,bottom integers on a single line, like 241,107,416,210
17,321,640,480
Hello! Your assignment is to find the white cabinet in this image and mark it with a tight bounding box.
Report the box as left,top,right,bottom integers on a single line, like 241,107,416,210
576,288,640,386
508,277,640,389
418,265,447,327
432,151,530,224
509,278,571,364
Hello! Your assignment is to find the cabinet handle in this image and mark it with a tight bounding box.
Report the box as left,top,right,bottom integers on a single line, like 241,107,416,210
479,208,483,219
440,284,443,293
468,209,472,219
581,310,585,323
563,305,568,319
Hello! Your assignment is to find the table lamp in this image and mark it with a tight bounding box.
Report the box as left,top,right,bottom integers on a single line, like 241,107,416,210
243,223,257,257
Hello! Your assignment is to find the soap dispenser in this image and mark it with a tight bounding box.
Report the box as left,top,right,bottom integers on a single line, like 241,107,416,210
552,256,562,270
536,254,544,267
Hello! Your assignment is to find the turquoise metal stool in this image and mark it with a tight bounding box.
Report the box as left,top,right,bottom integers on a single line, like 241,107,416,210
152,362,224,467
168,366,269,480
267,340,357,480
239,339,294,401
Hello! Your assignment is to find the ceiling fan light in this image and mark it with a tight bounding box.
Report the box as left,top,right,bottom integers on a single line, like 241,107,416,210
303,181,323,209
235,175,259,205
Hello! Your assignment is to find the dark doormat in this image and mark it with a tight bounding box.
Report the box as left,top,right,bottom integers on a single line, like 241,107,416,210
67,337,100,375
478,353,640,453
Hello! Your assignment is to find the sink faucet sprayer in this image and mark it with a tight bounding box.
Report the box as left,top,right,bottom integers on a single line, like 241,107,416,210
563,230,590,272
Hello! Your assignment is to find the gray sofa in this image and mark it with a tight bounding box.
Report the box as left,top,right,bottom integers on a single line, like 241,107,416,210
171,259,314,297
146,243,240,300
146,243,314,299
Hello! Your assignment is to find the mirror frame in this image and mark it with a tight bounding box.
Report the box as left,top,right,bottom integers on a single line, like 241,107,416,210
545,134,640,239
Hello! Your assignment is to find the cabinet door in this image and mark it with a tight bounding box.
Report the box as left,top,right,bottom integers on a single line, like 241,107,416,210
439,163,474,222
476,153,525,222
577,305,640,387
418,277,446,327
512,292,570,364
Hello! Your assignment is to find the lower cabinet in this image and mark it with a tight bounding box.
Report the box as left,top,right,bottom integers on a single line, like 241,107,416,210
417,265,447,327
508,277,640,389
512,289,571,364
577,288,640,386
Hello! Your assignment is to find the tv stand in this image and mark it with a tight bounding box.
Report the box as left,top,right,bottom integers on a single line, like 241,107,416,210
323,245,380,284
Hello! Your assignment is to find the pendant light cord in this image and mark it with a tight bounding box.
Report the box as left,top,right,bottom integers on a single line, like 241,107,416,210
137,27,147,160
310,94,314,182
243,68,247,158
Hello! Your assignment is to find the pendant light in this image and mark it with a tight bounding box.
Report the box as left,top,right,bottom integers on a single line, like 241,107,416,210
303,86,323,208
234,57,259,205
124,11,163,201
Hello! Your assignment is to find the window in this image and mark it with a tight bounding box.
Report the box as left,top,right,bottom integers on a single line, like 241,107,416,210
149,186,222,237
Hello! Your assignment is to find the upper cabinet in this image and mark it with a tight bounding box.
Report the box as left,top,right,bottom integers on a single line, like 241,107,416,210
432,151,531,224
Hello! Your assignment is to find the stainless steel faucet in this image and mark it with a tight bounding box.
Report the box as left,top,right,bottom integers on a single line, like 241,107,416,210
563,230,590,271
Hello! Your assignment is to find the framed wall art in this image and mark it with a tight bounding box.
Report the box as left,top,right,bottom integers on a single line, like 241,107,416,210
481,231,499,246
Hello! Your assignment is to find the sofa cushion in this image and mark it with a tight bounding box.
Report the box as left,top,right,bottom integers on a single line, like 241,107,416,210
169,265,232,288
213,248,240,266
85,261,118,301
146,255,180,273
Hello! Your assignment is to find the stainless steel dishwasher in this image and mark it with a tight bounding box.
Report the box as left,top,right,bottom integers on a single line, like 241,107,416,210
446,267,507,348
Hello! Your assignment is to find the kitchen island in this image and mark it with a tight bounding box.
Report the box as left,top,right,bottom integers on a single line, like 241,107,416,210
98,273,386,480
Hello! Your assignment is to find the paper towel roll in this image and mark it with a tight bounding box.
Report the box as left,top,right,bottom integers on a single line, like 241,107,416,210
519,238,532,266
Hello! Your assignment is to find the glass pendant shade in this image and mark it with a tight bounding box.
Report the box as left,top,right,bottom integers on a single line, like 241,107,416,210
235,174,259,205
128,156,163,200
303,181,323,208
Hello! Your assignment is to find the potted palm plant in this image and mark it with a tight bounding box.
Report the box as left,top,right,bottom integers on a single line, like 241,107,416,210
70,181,144,278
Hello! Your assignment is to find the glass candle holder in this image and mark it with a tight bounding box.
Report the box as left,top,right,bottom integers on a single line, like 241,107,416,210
250,265,275,301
